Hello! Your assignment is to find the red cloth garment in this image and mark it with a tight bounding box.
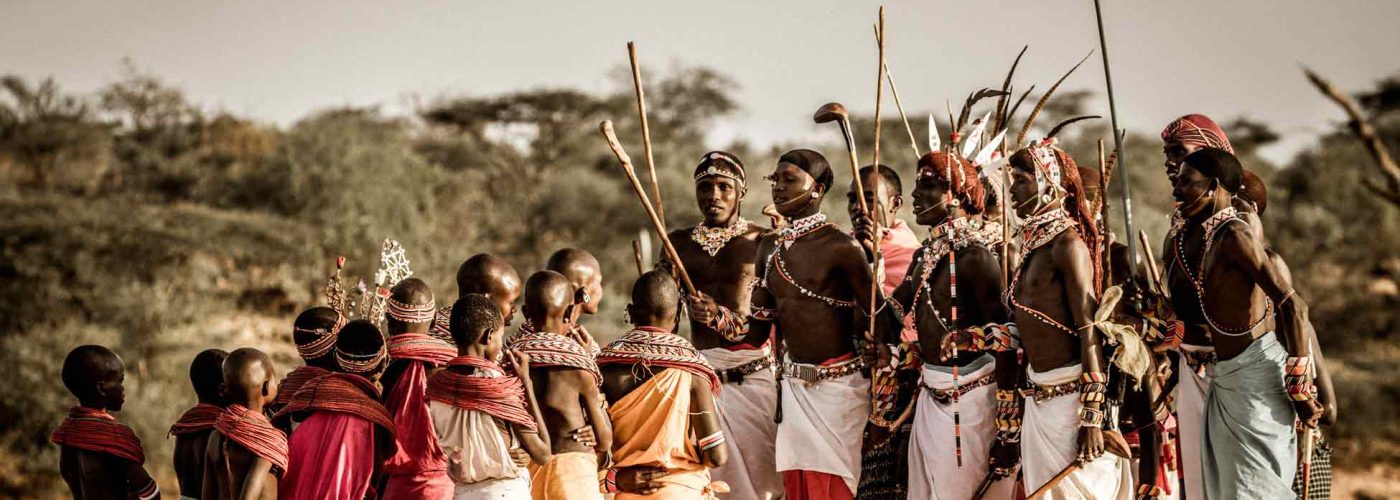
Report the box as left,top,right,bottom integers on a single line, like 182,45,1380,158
1161,114,1234,153
51,406,145,464
389,332,456,366
596,326,722,395
168,402,222,436
426,356,537,431
274,365,331,407
280,411,378,500
507,324,601,385
215,404,289,475
782,470,854,500
381,359,453,500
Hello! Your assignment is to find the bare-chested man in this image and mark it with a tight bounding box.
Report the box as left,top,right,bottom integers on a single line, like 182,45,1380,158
1168,148,1323,498
868,151,1016,499
750,149,876,499
53,345,161,500
598,270,729,498
170,348,228,499
1007,140,1132,498
507,270,613,500
202,347,287,500
846,163,921,500
664,151,782,499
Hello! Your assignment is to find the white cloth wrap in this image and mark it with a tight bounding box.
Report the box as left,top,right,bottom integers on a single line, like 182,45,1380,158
774,365,870,495
1177,343,1214,500
701,346,784,500
429,400,531,500
908,360,1015,500
1021,363,1133,499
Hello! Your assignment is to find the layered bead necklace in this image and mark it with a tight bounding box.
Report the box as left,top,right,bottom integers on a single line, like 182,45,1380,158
760,213,856,308
1173,206,1270,336
1006,207,1079,336
691,217,752,257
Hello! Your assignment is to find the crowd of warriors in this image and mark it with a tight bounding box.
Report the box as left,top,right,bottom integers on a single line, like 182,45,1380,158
49,112,1333,500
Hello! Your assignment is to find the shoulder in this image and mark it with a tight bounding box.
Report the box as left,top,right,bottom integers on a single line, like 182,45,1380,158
1050,226,1090,264
1213,219,1260,253
742,223,772,241
955,243,998,266
668,227,694,242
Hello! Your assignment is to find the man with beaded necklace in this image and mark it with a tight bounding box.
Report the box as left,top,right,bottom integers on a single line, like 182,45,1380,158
1166,148,1322,499
666,150,782,499
750,148,878,500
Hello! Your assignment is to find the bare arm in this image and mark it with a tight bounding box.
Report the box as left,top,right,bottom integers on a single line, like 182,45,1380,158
577,371,614,468
236,457,273,500
201,437,219,500
689,376,728,468
508,350,554,465
1053,230,1107,461
123,460,160,499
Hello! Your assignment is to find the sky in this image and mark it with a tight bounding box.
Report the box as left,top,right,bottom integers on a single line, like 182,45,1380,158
4,0,1399,165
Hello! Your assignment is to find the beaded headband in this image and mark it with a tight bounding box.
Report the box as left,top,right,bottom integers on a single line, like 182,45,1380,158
294,312,346,359
386,296,436,323
336,345,386,374
694,152,745,185
1027,138,1066,197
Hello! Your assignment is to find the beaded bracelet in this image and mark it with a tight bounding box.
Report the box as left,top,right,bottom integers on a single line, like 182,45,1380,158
1135,483,1163,500
1079,372,1108,404
1079,406,1105,428
995,389,1023,443
1284,356,1314,402
600,468,619,493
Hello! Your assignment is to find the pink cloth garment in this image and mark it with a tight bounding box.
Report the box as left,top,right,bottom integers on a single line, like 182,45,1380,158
280,411,378,500
381,360,454,500
879,218,922,342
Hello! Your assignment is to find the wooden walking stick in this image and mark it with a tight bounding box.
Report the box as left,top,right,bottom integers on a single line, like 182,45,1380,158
601,120,695,295
632,239,645,276
628,41,665,224
873,23,920,161
1098,139,1113,290
1139,230,1167,299
1027,462,1079,499
866,6,886,342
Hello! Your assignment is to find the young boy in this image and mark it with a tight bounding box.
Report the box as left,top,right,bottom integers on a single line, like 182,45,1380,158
170,348,229,499
202,348,287,500
380,278,457,499
507,270,613,500
427,293,553,498
275,320,397,500
597,271,729,498
52,345,161,500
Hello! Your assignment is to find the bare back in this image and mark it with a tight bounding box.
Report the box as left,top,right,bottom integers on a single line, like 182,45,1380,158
60,447,132,500
203,431,278,500
531,366,603,455
174,430,213,497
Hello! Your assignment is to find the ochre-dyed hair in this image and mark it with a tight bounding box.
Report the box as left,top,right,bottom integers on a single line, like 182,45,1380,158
1011,145,1102,290
917,150,986,215
1240,170,1268,215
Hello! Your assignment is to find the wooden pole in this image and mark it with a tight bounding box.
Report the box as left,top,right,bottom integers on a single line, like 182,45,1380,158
632,239,645,276
1027,462,1079,499
873,23,920,160
601,120,695,294
628,42,666,224
1098,139,1113,290
867,6,886,341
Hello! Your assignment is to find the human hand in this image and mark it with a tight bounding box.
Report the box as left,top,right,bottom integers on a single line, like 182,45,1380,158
688,293,718,325
504,350,531,383
509,447,530,468
988,440,1020,478
1077,426,1106,464
617,466,670,495
569,425,597,448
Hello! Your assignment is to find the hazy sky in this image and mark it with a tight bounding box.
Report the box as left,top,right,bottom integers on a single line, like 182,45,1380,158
4,0,1399,164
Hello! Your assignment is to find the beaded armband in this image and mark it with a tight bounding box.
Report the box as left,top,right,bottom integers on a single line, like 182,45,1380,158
1284,356,1315,402
600,468,619,494
995,389,1023,444
698,431,726,452
1079,372,1108,405
973,323,1020,352
751,306,776,322
1078,406,1105,428
708,305,750,342
1135,484,1163,500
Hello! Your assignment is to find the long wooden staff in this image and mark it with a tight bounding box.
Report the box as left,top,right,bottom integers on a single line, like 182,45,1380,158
1098,139,1113,290
1027,462,1079,499
1139,230,1166,299
1093,0,1140,280
873,23,919,161
632,240,645,276
601,120,695,295
867,6,886,342
628,42,665,224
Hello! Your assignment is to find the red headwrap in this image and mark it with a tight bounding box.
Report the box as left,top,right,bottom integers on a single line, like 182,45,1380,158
273,365,331,407
272,373,396,436
596,327,722,395
917,150,987,215
425,356,537,431
388,333,457,366
1161,114,1234,154
215,404,289,475
51,406,146,464
168,403,223,436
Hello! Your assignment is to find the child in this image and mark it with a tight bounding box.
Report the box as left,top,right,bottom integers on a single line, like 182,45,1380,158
52,344,161,499
170,348,228,498
202,348,287,499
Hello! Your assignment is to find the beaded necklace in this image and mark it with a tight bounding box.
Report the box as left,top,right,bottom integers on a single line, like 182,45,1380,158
1172,206,1270,336
1006,208,1079,336
908,218,977,331
777,213,828,248
760,213,856,308
691,218,752,257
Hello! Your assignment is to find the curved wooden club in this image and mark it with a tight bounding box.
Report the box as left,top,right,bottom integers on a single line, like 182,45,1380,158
600,120,695,295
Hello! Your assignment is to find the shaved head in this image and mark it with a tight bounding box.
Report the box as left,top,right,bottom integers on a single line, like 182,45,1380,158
222,347,277,407
627,270,679,328
456,253,522,326
190,349,229,404
523,270,573,327
62,345,125,411
546,248,603,315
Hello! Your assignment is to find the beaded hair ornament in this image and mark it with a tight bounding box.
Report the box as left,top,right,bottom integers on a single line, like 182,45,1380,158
323,239,416,327
694,151,745,185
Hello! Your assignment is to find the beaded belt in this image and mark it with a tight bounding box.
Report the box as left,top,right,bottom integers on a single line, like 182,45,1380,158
782,356,863,383
1021,379,1082,402
920,372,996,405
716,357,774,384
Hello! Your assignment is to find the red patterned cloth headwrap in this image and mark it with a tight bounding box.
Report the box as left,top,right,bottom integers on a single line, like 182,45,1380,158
506,323,601,386
1161,114,1234,154
596,327,722,395
295,311,346,360
168,403,223,436
215,404,289,475
51,406,146,464
273,365,331,407
272,373,396,437
426,356,537,431
388,333,457,366
429,305,454,344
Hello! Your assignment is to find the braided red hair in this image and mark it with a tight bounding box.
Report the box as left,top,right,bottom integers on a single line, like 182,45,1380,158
917,151,987,215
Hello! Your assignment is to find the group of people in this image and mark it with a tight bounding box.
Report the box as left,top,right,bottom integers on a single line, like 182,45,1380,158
50,109,1334,500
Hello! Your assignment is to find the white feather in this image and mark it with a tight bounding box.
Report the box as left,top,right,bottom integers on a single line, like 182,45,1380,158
927,113,940,153
960,110,993,158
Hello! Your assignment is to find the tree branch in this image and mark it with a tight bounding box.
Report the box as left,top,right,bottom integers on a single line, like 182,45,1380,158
1304,67,1400,207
